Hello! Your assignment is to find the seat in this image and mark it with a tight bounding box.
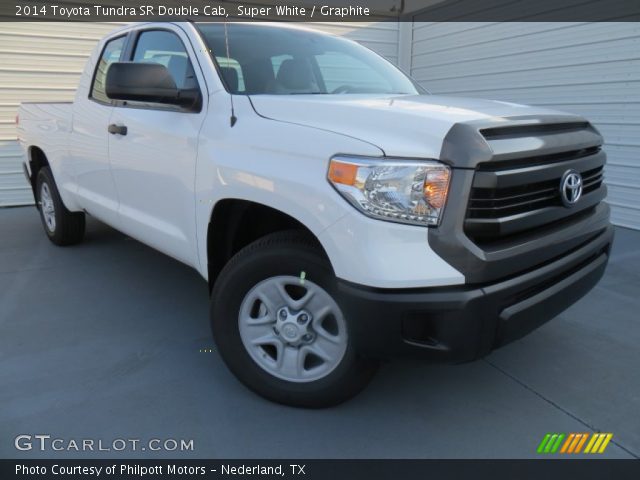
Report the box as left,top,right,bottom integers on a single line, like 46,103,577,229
166,55,198,90
275,59,319,93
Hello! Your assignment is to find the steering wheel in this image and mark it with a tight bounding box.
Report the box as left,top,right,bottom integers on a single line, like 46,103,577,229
331,85,353,94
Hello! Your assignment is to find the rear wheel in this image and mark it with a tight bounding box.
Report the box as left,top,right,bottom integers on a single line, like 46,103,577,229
36,167,85,246
211,231,378,408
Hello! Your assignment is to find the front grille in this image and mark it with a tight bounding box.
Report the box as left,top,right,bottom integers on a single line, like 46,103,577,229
468,164,604,220
475,146,601,171
464,122,607,243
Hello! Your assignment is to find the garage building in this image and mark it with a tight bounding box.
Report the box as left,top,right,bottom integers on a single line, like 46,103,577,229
1,20,638,229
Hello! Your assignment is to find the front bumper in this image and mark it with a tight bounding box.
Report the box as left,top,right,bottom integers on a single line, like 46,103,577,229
337,224,614,363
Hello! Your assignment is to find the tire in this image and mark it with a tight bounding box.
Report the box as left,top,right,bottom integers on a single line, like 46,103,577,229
211,231,378,408
36,167,85,246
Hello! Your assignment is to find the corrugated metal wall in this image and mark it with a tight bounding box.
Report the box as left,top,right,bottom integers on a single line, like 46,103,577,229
0,22,126,206
0,21,400,207
409,22,640,230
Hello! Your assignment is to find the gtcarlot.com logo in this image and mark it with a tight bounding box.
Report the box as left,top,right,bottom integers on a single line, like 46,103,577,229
537,432,613,454
15,435,194,452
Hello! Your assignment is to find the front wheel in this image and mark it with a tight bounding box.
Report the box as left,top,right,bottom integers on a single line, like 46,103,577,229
211,231,378,408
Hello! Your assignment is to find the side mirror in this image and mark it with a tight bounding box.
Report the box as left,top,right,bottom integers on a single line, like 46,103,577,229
105,62,200,110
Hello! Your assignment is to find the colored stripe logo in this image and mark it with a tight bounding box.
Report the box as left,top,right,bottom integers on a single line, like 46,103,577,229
537,433,613,454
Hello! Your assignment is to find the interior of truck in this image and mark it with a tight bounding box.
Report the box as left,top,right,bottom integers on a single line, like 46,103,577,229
196,22,421,95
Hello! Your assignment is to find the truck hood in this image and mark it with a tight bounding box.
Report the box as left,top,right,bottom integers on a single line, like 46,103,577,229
249,94,568,160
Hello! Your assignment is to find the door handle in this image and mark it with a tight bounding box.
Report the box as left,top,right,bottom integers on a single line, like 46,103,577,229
108,124,128,136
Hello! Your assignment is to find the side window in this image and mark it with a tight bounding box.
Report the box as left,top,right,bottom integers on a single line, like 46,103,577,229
90,36,125,103
132,30,198,91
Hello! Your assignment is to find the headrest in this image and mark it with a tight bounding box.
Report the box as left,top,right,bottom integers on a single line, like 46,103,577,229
276,59,316,91
166,55,189,87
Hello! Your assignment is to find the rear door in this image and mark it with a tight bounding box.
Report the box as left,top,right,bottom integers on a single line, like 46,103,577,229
107,27,208,267
70,34,126,225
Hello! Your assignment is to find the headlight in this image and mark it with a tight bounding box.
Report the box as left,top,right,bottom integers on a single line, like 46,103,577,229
328,156,450,226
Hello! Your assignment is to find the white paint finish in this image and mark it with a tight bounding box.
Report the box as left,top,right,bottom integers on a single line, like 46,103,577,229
409,21,640,229
20,21,615,289
68,72,120,223
194,93,465,286
108,103,205,266
16,102,76,211
1,21,401,207
319,212,463,288
107,24,209,268
17,23,460,289
249,93,565,159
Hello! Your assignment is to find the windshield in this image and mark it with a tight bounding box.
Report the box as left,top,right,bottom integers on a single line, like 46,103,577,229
195,23,422,95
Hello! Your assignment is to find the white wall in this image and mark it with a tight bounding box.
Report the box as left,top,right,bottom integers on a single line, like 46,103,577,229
0,21,401,207
409,22,640,230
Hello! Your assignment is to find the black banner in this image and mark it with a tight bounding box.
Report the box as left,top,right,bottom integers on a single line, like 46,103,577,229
2,459,640,480
2,0,640,22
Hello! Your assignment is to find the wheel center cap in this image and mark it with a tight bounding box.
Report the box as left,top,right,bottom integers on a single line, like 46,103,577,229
282,323,299,340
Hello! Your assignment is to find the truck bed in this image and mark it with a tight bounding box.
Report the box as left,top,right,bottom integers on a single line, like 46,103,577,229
18,102,73,134
17,102,73,170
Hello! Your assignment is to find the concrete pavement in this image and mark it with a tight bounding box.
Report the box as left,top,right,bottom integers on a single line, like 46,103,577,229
1,207,638,459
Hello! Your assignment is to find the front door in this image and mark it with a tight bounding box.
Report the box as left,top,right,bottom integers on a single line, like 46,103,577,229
107,28,207,267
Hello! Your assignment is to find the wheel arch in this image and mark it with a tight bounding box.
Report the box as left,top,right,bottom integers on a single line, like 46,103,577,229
206,198,331,292
27,145,50,195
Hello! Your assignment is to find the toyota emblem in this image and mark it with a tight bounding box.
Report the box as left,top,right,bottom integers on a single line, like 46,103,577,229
560,170,583,207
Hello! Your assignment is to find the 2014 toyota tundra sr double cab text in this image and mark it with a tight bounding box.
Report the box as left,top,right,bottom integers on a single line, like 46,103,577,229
17,22,613,407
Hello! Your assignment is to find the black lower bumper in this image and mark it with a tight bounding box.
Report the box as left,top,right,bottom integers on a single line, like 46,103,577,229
337,224,614,363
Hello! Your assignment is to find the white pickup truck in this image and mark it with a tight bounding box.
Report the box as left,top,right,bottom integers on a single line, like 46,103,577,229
17,22,613,407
